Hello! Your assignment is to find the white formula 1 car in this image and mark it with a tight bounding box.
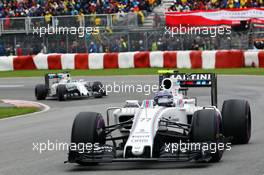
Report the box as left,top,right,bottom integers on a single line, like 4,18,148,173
35,73,106,101
66,70,251,165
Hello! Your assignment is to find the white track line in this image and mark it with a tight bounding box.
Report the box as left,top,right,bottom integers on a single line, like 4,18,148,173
0,100,50,121
0,85,24,88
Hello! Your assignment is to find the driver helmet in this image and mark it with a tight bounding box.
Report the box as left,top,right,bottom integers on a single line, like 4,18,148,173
60,73,71,83
154,90,174,107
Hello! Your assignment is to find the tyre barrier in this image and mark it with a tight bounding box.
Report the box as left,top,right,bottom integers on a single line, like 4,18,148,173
0,50,264,71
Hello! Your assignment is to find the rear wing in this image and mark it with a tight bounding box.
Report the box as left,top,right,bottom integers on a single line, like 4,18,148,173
158,70,218,107
44,72,70,88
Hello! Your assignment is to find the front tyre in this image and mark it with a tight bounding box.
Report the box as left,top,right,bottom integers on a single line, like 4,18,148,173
35,84,48,100
222,99,251,144
57,84,67,101
69,112,106,166
190,109,223,162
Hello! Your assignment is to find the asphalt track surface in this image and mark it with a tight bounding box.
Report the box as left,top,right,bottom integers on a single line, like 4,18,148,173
0,75,264,175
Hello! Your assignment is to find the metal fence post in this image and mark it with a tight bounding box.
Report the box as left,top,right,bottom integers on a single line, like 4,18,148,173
134,12,138,28
66,34,69,53
127,32,130,51
0,18,2,36
52,16,56,28
108,14,112,28
46,37,48,53
25,17,29,35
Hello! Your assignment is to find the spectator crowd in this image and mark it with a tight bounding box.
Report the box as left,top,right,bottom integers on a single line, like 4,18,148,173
169,0,264,11
0,0,263,56
0,0,158,18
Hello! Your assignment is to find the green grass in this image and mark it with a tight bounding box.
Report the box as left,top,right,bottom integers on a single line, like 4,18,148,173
0,68,264,77
0,107,39,119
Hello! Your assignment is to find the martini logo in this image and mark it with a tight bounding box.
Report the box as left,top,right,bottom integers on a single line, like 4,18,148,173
173,74,211,80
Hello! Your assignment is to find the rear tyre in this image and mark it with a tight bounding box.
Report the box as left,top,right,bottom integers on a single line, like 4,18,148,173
70,112,106,166
35,84,48,100
57,84,67,101
190,109,223,162
222,99,251,144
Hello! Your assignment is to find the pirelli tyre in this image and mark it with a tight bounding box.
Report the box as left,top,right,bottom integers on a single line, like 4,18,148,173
222,99,251,144
35,84,48,100
190,109,223,162
69,112,106,166
57,84,67,101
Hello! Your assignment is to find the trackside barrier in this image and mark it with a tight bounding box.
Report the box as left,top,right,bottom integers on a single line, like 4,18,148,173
0,50,264,71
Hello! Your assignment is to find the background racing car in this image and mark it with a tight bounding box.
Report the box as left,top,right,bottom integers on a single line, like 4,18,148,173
66,70,251,165
35,73,106,101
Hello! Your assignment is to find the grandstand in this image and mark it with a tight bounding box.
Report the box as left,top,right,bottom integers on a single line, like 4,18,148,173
0,0,264,56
